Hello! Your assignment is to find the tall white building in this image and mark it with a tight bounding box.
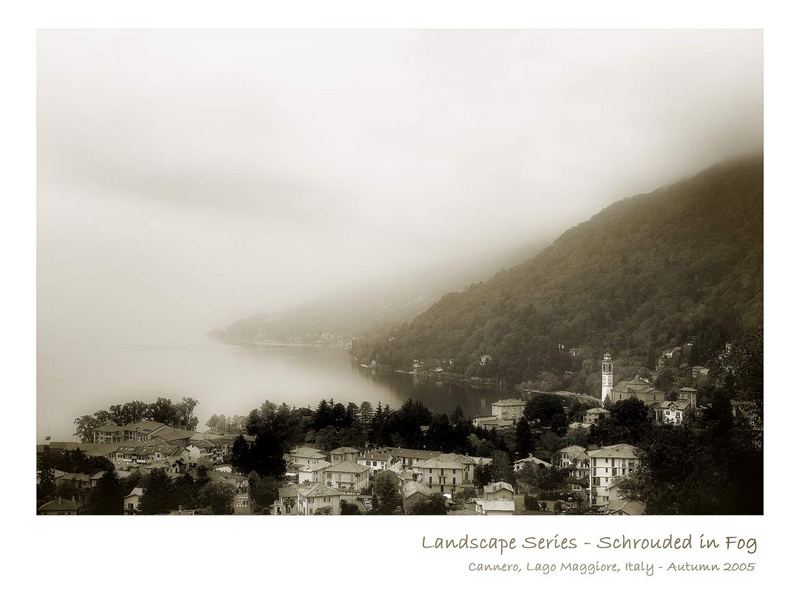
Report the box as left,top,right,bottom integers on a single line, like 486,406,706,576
588,443,640,507
601,352,614,406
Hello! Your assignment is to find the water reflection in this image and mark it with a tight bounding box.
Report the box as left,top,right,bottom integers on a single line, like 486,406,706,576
37,339,510,440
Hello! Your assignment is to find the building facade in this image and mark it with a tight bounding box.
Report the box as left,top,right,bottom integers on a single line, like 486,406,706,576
588,444,640,507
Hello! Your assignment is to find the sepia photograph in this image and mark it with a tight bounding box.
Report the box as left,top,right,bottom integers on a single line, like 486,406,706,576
36,29,763,517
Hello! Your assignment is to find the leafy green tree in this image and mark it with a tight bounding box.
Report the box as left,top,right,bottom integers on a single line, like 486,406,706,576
139,469,175,515
196,465,211,489
609,398,651,441
249,474,281,513
148,397,179,426
231,435,252,473
394,399,432,448
515,417,534,459
524,395,567,426
426,414,453,452
371,471,401,515
175,397,200,430
407,493,448,515
517,464,569,495
198,481,235,515
171,473,198,510
73,414,103,443
550,413,569,437
618,422,762,514
341,500,361,515
359,401,374,432
473,464,493,489
250,429,287,478
490,450,514,484
87,470,124,514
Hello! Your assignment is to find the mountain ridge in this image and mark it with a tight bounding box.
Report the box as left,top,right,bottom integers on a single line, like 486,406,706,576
351,154,763,388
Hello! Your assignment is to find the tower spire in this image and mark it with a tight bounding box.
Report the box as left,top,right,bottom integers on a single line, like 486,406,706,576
601,352,613,407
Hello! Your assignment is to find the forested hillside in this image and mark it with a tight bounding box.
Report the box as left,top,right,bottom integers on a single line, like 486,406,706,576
351,156,763,387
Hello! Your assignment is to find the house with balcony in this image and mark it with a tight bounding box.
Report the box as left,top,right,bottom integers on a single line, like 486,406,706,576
557,445,590,492
588,444,640,507
285,446,327,470
384,447,442,470
297,483,342,515
437,453,481,484
298,460,331,484
330,447,359,464
92,420,174,444
413,456,467,495
316,461,369,493
584,407,611,426
181,440,224,467
654,400,692,425
357,450,391,475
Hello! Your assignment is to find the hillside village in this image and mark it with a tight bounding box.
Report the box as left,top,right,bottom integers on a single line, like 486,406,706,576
36,419,644,516
36,337,761,516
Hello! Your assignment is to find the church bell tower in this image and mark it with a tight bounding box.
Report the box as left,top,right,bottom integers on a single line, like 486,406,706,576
601,352,613,407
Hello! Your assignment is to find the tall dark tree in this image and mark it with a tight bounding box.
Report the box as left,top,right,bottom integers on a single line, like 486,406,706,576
171,473,198,510
425,414,453,452
473,464,493,489
250,429,287,478
515,417,534,459
550,412,569,437
37,451,56,509
87,470,123,515
175,396,200,430
359,401,374,433
139,469,175,515
249,473,281,513
231,435,252,473
371,471,401,515
394,399,432,448
490,450,514,484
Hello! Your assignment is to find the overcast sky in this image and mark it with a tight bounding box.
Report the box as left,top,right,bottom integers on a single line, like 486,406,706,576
38,30,762,346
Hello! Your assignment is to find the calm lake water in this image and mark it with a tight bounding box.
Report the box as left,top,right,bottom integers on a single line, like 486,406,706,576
37,339,506,440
